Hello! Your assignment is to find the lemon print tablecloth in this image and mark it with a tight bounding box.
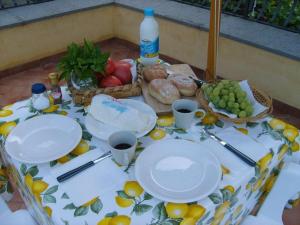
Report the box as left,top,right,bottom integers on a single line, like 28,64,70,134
0,87,299,225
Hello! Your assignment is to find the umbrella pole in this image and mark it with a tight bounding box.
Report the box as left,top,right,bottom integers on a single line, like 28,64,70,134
205,0,222,82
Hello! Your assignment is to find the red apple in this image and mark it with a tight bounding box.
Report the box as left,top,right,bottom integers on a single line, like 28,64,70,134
99,75,122,88
105,58,115,75
114,64,132,85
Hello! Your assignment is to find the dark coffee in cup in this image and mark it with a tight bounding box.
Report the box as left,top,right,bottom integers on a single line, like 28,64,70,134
114,143,132,150
177,108,192,113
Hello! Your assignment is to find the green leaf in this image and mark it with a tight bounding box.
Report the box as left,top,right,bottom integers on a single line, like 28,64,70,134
89,146,97,151
0,184,6,194
269,131,282,141
74,206,89,217
215,120,224,128
144,192,153,200
105,211,118,218
27,166,39,177
0,175,7,181
61,193,70,199
45,185,58,195
117,190,134,199
43,194,56,204
82,131,92,141
152,202,167,221
162,220,180,225
220,189,232,202
32,177,43,181
246,122,259,128
61,218,69,225
91,198,103,214
7,182,13,193
50,160,57,167
209,193,222,204
133,204,152,215
173,128,187,134
20,164,27,176
232,186,242,199
63,203,76,210
248,177,257,184
261,121,270,131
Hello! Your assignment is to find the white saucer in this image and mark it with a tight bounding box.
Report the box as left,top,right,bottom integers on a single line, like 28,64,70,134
135,139,221,203
85,99,157,140
5,114,82,164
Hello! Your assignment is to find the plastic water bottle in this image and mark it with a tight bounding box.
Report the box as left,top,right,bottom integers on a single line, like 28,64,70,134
140,8,159,65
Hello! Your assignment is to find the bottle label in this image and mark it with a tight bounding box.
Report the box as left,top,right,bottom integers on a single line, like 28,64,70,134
140,37,159,58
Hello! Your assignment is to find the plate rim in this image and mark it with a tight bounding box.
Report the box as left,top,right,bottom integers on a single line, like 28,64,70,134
135,139,222,203
85,98,157,140
5,114,82,164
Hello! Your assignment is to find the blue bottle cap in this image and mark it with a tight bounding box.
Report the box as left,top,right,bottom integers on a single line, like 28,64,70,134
32,83,46,94
144,8,154,16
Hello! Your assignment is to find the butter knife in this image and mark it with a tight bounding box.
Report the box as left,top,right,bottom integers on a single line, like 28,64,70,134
57,151,112,183
204,129,256,167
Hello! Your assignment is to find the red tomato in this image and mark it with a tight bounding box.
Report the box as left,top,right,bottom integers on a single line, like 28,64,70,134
105,58,115,75
113,65,132,85
115,60,131,70
99,75,122,88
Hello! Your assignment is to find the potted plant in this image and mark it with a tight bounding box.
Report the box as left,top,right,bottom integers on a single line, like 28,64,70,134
57,40,109,90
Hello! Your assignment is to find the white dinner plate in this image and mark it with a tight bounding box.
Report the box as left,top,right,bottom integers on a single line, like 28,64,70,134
85,99,157,140
135,139,222,203
5,114,82,164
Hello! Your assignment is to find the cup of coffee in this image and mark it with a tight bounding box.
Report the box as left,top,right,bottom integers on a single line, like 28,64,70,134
172,99,205,129
108,131,137,166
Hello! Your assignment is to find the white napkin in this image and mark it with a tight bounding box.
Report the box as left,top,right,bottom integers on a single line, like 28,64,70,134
209,80,268,118
216,127,269,162
51,150,127,206
89,95,153,133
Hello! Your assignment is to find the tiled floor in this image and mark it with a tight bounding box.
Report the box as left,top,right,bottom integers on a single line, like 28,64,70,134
1,38,300,225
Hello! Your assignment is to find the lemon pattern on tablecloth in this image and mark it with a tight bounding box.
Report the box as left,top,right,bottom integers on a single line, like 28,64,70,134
0,87,299,225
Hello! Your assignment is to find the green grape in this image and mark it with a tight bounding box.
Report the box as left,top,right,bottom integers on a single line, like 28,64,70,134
219,100,226,108
221,89,229,95
240,102,247,110
212,88,220,96
227,101,234,108
229,96,235,102
233,103,239,109
239,111,247,118
238,97,245,104
222,95,229,102
240,92,247,98
245,105,253,116
233,108,240,115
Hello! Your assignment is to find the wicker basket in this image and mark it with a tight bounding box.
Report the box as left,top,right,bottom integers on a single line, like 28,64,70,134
196,81,273,123
69,77,142,106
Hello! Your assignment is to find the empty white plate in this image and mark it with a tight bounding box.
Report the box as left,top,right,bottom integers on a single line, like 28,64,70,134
5,114,82,164
85,99,157,140
135,139,221,203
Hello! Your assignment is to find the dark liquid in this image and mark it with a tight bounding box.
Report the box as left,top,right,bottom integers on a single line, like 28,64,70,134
114,143,132,150
177,108,192,113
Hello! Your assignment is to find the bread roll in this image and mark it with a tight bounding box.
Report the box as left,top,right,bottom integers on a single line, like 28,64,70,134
143,64,167,82
148,79,180,105
167,74,197,96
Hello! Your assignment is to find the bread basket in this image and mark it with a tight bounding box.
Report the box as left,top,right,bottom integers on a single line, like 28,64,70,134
196,81,273,123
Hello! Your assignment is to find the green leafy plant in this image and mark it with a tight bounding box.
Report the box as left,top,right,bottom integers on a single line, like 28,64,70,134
57,40,109,83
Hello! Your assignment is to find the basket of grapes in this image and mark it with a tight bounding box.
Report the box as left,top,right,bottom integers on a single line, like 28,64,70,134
196,80,273,123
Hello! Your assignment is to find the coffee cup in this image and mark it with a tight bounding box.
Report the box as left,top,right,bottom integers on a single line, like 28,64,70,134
108,131,137,166
172,99,205,129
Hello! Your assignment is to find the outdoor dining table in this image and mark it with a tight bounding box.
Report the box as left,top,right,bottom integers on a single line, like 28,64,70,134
0,86,299,225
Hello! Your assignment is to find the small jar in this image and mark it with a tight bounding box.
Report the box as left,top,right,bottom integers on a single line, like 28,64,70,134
31,83,50,111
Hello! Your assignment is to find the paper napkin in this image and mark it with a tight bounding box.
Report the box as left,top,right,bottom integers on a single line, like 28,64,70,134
216,127,269,162
51,149,127,206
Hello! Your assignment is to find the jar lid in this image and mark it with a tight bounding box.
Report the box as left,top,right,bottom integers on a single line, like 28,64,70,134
32,83,46,94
